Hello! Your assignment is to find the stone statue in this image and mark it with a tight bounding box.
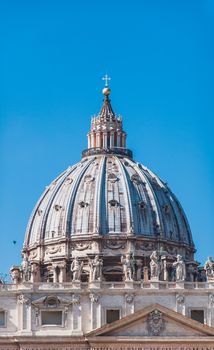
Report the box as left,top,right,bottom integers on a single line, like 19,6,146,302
89,255,103,281
71,257,83,282
121,254,134,281
10,266,21,284
30,263,40,283
187,264,195,282
21,256,31,282
136,259,143,281
173,255,186,281
204,256,214,279
150,251,160,279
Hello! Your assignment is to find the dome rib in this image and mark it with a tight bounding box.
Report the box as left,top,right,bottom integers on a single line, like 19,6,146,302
116,158,134,234
25,168,68,247
93,156,106,234
66,158,95,236
40,165,78,242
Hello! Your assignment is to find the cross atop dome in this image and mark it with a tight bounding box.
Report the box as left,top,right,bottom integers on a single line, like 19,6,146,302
102,74,111,97
102,74,111,87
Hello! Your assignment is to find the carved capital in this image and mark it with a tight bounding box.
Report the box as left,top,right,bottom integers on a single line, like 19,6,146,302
71,294,80,305
18,294,31,305
89,293,100,303
125,293,134,304
176,294,185,304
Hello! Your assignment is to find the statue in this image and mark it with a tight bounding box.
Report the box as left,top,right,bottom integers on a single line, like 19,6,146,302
21,256,31,282
150,251,160,279
173,255,186,281
10,266,21,284
136,259,143,281
71,257,83,281
30,263,40,282
89,255,103,281
204,256,214,279
121,254,134,281
187,264,195,282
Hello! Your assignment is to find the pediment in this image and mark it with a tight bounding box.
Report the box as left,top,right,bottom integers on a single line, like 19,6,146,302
87,304,214,338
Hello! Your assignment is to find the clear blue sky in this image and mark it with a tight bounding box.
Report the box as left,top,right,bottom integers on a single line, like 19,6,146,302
0,0,213,276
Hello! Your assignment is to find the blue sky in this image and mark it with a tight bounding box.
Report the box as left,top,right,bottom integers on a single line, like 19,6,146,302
0,0,214,276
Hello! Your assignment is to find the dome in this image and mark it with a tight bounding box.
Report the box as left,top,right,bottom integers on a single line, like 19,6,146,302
25,156,193,250
22,86,195,283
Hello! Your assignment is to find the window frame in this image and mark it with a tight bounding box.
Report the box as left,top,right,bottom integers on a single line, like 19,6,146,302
0,309,7,328
105,307,121,324
40,309,64,327
188,307,206,324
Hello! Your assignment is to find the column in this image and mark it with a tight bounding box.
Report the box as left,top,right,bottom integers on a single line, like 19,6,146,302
117,132,121,147
208,294,214,326
103,133,107,148
89,293,101,329
96,133,101,148
17,294,31,333
71,294,81,333
59,262,67,283
53,264,58,283
110,132,114,148
88,133,91,148
122,133,126,148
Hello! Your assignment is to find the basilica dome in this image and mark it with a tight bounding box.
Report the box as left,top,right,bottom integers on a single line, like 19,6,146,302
22,86,195,282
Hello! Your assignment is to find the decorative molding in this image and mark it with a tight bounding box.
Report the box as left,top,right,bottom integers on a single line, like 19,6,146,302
125,293,134,304
103,239,126,250
71,242,92,251
176,294,185,304
45,245,62,255
136,242,155,251
29,250,38,259
147,309,164,336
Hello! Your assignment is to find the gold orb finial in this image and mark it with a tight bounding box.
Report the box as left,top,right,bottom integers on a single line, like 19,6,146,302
102,86,111,96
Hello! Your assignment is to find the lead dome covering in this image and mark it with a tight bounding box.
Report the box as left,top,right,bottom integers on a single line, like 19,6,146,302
23,88,195,276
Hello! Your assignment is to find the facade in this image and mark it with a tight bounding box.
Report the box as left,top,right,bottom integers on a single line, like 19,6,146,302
1,83,214,350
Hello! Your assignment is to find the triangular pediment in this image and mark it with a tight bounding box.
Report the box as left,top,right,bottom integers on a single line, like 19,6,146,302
87,304,214,338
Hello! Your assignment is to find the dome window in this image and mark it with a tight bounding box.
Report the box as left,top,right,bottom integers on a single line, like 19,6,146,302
84,175,94,183
109,199,120,208
138,201,146,209
131,174,141,184
108,173,118,183
54,205,62,211
163,204,170,214
78,201,89,208
64,177,73,185
37,209,43,216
